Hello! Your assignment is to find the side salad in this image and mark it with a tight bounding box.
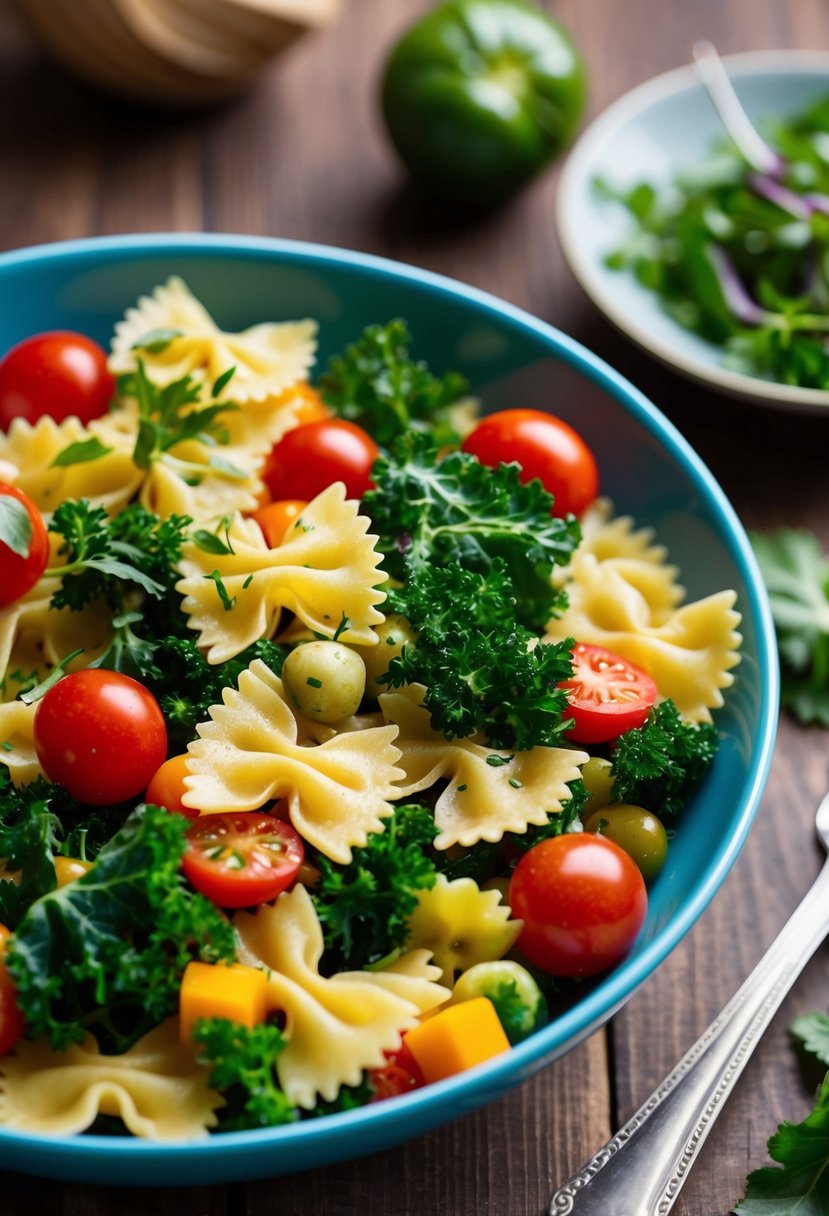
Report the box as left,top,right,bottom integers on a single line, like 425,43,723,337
599,90,829,389
0,284,741,1138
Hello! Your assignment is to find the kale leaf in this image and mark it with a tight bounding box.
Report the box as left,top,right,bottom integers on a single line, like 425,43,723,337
319,319,469,446
146,635,285,753
751,528,829,725
363,432,579,629
610,700,719,817
734,1071,829,1214
7,803,236,1053
311,803,438,972
193,1018,297,1131
385,562,574,749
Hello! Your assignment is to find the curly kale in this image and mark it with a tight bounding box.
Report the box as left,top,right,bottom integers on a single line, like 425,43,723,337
193,1019,297,1131
385,562,574,749
311,804,438,972
146,635,286,753
610,700,719,817
362,432,579,630
7,804,236,1053
319,319,469,447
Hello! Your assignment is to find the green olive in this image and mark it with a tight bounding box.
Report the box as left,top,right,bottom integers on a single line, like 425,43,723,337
281,641,366,723
583,803,668,882
354,613,417,695
580,756,615,816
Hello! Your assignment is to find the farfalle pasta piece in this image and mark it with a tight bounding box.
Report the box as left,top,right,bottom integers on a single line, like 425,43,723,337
546,552,741,721
183,659,404,862
176,482,386,662
109,276,317,404
0,699,41,785
379,686,588,850
406,875,523,986
0,414,143,517
0,577,112,702
235,885,449,1108
0,1019,221,1140
557,498,683,622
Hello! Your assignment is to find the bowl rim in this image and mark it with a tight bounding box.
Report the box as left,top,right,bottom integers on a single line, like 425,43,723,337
0,232,779,1173
556,48,829,413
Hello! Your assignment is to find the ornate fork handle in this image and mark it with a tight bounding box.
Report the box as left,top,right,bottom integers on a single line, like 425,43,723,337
549,858,829,1216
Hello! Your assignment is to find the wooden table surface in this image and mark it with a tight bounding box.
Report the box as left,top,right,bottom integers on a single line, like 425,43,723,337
2,1,829,1213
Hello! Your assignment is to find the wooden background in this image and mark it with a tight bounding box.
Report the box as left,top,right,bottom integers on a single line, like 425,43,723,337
2,1,829,1212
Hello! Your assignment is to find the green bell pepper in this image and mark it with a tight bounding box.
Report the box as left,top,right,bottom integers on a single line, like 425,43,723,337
381,0,586,208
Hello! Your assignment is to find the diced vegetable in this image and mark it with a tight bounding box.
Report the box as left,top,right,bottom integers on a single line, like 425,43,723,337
179,961,268,1043
450,960,547,1044
404,997,510,1083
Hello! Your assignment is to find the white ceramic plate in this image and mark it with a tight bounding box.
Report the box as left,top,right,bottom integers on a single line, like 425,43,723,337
556,50,829,413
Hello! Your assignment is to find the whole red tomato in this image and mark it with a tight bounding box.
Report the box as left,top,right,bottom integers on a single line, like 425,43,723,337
0,331,115,429
462,408,598,518
263,419,379,502
33,670,168,805
560,643,657,744
509,834,647,978
182,812,305,908
0,481,49,606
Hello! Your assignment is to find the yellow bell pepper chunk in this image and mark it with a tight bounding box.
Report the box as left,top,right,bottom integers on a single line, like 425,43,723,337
404,996,510,1084
179,961,268,1043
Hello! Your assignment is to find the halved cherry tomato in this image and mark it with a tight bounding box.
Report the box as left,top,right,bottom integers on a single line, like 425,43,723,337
146,755,201,820
462,408,598,517
369,1042,424,1101
560,643,657,745
0,481,49,606
263,419,378,503
0,925,24,1056
251,499,308,548
33,670,168,806
0,331,115,428
509,834,647,978
182,812,304,908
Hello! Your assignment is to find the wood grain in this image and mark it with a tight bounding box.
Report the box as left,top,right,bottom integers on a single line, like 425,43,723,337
1,1,828,1212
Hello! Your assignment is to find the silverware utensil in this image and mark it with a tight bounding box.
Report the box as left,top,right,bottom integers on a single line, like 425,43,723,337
548,786,829,1215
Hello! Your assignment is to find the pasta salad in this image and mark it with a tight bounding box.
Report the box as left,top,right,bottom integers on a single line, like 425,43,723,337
0,281,741,1139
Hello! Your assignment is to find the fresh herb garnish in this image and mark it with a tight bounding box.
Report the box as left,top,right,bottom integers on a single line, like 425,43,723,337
610,700,719,817
193,1018,296,1131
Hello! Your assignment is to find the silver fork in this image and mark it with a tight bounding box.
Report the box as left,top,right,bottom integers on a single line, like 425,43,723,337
548,787,829,1216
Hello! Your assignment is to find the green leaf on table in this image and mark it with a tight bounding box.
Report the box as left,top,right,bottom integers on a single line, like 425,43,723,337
734,1072,829,1215
750,529,829,725
0,494,32,558
792,1013,829,1067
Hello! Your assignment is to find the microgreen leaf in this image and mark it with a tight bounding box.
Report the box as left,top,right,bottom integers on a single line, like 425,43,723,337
131,328,183,354
51,438,114,467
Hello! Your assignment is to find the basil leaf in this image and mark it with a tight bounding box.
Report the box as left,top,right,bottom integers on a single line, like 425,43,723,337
131,328,183,354
0,494,33,558
51,438,113,468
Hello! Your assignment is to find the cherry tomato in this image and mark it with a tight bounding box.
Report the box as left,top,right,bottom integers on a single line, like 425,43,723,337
263,419,378,502
369,1042,423,1101
0,481,49,606
0,331,115,429
283,383,330,426
182,812,304,908
0,925,24,1056
33,670,168,806
462,408,599,517
509,834,647,978
251,499,308,548
53,856,94,888
146,755,201,820
560,643,657,745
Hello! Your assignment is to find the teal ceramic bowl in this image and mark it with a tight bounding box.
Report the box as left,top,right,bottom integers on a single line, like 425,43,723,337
0,234,778,1186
